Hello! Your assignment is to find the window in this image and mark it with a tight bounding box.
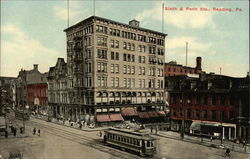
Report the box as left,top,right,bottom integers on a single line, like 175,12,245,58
115,78,119,87
131,79,135,88
142,67,145,75
97,49,107,59
131,43,135,51
87,63,92,73
115,64,119,73
139,45,142,52
123,53,127,61
127,54,131,62
132,55,135,62
115,52,119,60
111,52,115,60
131,66,135,75
123,65,127,74
111,40,115,48
123,42,127,49
202,110,207,120
127,65,131,74
115,40,119,48
111,77,115,87
142,56,145,63
212,96,216,105
97,37,107,46
111,64,114,73
128,43,131,50
97,62,107,73
123,78,127,87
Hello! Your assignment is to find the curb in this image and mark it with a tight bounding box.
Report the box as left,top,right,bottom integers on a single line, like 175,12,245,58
156,133,250,154
32,116,108,132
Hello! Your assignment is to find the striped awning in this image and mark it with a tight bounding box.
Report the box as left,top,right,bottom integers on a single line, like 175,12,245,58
96,114,111,122
109,113,124,121
121,107,138,116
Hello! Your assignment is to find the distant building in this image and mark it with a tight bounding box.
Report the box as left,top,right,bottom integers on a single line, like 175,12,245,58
17,64,48,112
47,58,68,118
49,16,167,125
165,73,249,142
0,76,17,113
164,57,203,77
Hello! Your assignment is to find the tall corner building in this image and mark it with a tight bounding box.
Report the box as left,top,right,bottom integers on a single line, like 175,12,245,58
63,16,167,124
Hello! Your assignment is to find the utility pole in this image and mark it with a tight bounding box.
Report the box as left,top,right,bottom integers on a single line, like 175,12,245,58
67,0,69,27
181,80,184,140
186,42,188,66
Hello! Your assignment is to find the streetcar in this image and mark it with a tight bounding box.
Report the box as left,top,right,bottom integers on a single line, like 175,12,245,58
15,110,30,120
104,128,156,157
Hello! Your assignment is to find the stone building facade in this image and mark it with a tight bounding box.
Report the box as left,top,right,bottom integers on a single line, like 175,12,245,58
49,16,167,124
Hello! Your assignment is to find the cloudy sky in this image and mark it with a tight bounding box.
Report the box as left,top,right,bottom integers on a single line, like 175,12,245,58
1,0,249,77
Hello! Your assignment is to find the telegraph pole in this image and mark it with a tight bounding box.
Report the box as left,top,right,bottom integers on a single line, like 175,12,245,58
186,42,188,66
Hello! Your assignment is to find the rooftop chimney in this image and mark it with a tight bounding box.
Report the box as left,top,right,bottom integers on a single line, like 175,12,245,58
34,64,38,71
196,57,202,71
129,19,140,27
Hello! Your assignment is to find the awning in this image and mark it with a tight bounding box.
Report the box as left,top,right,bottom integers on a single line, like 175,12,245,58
138,112,150,119
96,114,110,122
157,111,166,117
121,107,138,116
109,114,124,121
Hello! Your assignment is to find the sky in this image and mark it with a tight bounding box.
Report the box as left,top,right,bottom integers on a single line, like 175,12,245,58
1,0,249,77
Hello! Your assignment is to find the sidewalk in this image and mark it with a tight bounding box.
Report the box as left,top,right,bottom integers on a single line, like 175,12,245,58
156,130,250,154
33,115,108,132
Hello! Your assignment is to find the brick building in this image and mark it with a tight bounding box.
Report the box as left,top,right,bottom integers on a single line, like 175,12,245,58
164,57,202,77
17,64,48,113
49,16,167,125
166,73,250,142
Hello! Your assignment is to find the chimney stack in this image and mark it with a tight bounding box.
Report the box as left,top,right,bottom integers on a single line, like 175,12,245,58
34,64,38,71
196,57,202,71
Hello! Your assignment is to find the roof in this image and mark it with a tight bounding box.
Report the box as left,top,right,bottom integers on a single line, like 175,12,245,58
64,16,167,37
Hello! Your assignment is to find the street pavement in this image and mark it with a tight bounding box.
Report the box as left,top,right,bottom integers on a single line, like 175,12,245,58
1,115,250,159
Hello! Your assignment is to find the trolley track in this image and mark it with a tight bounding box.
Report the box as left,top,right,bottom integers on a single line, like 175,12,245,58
23,119,159,159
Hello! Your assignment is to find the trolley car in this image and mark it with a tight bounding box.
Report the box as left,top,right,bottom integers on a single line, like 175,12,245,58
104,128,156,157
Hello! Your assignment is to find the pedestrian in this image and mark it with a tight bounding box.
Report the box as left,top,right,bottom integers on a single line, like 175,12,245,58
210,136,213,142
38,129,40,136
151,126,153,134
5,130,8,138
100,131,102,137
33,128,36,135
19,127,23,134
13,128,17,137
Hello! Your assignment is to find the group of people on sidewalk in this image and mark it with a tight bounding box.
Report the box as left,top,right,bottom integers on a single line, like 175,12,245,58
4,121,24,138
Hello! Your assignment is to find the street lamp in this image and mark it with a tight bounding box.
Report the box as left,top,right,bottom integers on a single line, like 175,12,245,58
22,105,29,133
